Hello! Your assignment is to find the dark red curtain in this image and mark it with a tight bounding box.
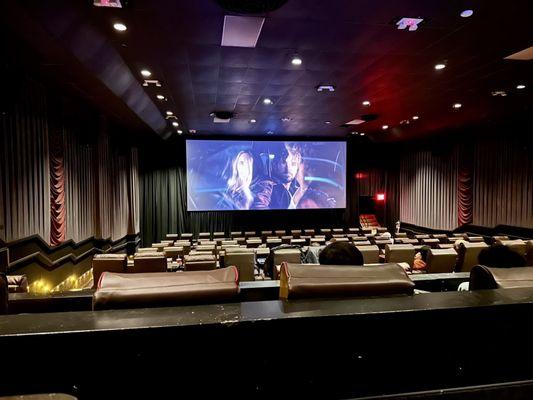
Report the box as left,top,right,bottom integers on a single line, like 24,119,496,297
49,129,66,245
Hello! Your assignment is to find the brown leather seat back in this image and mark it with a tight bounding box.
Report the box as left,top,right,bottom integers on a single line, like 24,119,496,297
7,275,29,293
184,254,216,271
92,254,127,288
0,274,7,315
498,239,527,257
526,240,533,266
385,244,415,266
93,266,239,310
164,246,183,260
246,239,262,248
426,248,457,274
273,248,301,267
132,255,167,273
279,263,414,300
456,242,488,272
470,265,533,290
225,251,255,282
356,245,380,264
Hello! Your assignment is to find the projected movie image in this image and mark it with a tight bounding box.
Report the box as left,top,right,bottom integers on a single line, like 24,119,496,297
186,140,346,211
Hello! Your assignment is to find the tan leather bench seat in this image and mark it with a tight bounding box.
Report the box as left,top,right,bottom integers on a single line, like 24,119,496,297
279,263,414,300
93,266,239,310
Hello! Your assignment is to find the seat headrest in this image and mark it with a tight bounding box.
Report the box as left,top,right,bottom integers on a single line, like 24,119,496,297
470,265,533,290
184,254,216,262
280,263,414,300
94,267,239,310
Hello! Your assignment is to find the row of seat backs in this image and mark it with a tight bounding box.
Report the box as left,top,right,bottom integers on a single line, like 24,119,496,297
93,254,169,288
93,263,415,310
165,227,389,241
470,264,533,290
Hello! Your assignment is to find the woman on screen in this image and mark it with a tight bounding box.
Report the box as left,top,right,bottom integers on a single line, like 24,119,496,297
224,150,254,210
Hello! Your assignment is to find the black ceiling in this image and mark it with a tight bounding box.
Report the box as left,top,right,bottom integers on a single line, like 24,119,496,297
2,0,532,141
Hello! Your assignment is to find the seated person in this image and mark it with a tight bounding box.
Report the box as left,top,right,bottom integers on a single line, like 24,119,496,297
319,242,364,266
458,244,527,291
412,245,431,272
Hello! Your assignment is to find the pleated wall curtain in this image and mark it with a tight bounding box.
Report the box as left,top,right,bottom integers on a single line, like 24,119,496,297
140,164,232,245
473,137,533,228
0,78,51,242
0,76,140,244
399,149,459,230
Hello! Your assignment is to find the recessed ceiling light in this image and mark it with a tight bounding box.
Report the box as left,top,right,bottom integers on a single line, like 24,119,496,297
263,98,272,105
412,115,419,120
156,94,165,100
516,84,526,90
172,121,179,127
325,121,331,124
141,69,151,77
434,63,446,70
460,9,474,18
113,22,127,32
266,130,274,135
316,85,335,92
166,111,173,116
291,55,303,66
177,130,183,134
250,119,256,123
281,117,291,122
453,103,462,109
362,100,371,106
491,90,507,97
382,125,389,130
351,131,358,135
360,132,365,136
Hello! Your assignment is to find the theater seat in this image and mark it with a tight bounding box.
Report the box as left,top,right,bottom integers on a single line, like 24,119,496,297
93,266,239,310
133,255,167,273
470,265,533,290
356,245,380,264
527,241,533,266
225,251,255,282
279,263,414,300
0,274,7,315
498,239,527,257
184,254,216,271
92,254,127,288
456,242,488,272
426,248,458,273
384,244,415,266
7,274,29,293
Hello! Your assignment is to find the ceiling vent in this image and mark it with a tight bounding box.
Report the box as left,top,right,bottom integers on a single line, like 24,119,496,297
215,0,288,14
211,111,234,123
221,16,264,47
93,0,122,8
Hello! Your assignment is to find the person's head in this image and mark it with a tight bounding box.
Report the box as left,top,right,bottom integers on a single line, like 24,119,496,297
478,244,527,268
270,142,302,184
228,151,253,191
415,245,431,262
381,232,391,239
319,242,364,266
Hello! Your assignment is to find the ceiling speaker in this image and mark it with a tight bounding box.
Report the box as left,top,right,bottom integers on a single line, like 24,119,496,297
215,0,289,14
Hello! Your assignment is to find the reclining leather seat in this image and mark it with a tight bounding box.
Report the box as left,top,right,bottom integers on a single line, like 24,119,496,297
0,273,8,314
133,255,167,273
527,240,533,266
356,245,380,264
426,248,457,273
455,242,488,272
497,239,527,257
184,254,216,271
470,265,533,290
224,250,256,281
385,244,415,266
7,275,29,293
93,266,239,310
279,262,414,300
92,254,127,288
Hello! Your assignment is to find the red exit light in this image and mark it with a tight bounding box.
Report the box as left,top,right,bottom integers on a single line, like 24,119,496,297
376,193,386,201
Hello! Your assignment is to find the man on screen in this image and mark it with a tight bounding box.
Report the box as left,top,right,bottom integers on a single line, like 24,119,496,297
251,142,334,209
